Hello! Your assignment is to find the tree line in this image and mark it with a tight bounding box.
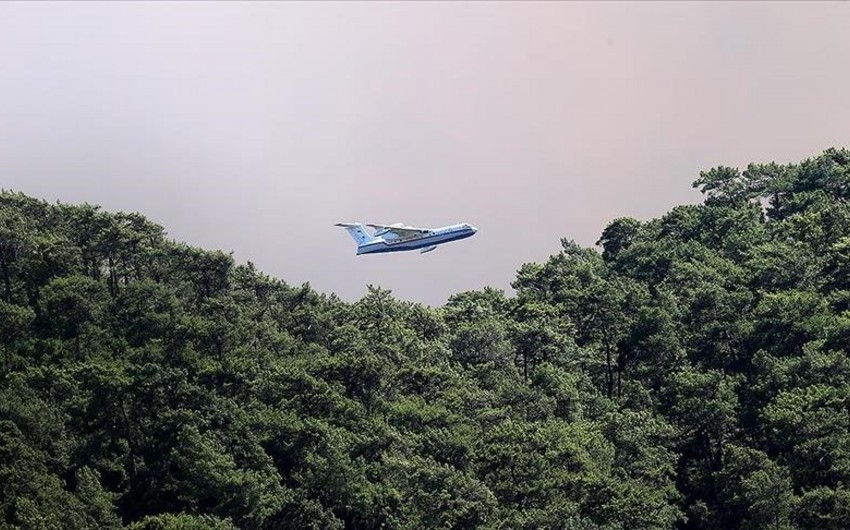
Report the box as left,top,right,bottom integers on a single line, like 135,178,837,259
2,148,850,529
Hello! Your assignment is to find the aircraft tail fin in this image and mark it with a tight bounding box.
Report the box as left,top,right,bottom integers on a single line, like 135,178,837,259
335,223,377,247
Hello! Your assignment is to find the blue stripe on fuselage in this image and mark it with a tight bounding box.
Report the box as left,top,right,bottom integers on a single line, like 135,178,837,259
357,227,476,255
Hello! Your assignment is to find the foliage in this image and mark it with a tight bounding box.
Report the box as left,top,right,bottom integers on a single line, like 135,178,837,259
2,147,850,528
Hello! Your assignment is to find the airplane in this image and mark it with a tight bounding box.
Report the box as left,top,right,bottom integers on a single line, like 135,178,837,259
336,221,477,255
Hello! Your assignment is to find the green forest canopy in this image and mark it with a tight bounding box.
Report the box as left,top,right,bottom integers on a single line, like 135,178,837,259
3,148,850,529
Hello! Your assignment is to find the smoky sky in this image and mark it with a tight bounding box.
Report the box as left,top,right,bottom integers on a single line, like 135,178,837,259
2,2,849,305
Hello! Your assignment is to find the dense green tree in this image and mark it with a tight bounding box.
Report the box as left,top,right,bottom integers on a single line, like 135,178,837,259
714,445,795,530
794,487,850,530
4,148,850,529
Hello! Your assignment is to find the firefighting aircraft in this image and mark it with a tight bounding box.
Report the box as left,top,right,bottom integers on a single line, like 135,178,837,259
335,222,477,255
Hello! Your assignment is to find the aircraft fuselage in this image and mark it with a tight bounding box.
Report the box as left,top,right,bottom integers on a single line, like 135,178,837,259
356,224,477,255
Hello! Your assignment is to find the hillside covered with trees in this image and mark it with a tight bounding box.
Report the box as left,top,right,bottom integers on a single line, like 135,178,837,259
3,148,850,529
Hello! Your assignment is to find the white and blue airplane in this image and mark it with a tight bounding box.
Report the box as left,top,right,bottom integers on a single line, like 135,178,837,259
336,222,477,255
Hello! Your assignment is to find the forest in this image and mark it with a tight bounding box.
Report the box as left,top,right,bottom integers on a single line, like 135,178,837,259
2,148,850,529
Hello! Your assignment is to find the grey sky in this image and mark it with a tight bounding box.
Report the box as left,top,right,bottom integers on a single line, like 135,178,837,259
2,2,849,305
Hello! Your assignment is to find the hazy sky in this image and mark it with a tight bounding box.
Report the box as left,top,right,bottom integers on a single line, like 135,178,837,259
2,2,849,305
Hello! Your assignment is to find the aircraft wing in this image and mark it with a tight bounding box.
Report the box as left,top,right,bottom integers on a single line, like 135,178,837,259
367,223,430,237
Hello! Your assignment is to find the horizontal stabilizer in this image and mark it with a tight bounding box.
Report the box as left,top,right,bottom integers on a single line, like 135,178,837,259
335,222,376,247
